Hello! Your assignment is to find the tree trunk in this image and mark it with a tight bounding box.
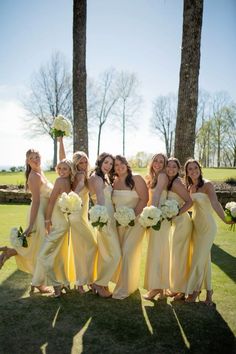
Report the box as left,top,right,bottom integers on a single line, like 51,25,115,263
174,0,203,165
53,137,57,168
97,124,102,156
73,0,88,154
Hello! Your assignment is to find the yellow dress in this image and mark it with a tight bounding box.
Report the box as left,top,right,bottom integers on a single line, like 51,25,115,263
15,181,53,274
186,193,217,294
91,185,121,286
144,190,171,290
68,186,97,285
32,197,72,287
112,190,145,299
168,191,192,293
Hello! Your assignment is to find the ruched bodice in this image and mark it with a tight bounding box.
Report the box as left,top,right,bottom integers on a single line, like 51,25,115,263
112,190,139,209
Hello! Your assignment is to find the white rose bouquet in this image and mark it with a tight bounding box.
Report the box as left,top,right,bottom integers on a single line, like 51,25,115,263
139,206,162,231
114,206,135,227
51,115,72,138
161,199,179,221
58,191,82,215
10,226,28,248
89,205,109,228
225,201,236,230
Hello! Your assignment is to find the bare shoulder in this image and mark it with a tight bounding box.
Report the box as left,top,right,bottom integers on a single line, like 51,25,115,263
173,177,185,187
88,174,103,187
204,180,215,192
133,174,145,183
28,171,42,188
158,172,168,182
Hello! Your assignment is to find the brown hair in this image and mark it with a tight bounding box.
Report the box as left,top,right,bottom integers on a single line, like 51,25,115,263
167,157,181,191
184,158,204,190
147,153,167,188
114,155,135,190
25,149,40,190
92,152,115,185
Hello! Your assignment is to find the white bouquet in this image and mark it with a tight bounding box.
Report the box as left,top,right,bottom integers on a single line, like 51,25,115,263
58,191,82,215
10,226,28,248
51,115,72,138
139,206,162,231
114,206,135,227
225,201,236,230
89,205,109,228
161,199,179,221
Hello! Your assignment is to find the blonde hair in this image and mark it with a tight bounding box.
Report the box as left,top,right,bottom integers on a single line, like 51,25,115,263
72,151,89,185
56,158,74,182
147,153,167,188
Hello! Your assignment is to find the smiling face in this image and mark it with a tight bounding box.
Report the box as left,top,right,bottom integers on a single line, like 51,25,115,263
114,158,128,176
166,160,179,178
186,162,201,181
76,157,88,172
57,162,71,178
27,152,41,170
101,156,114,175
152,154,166,174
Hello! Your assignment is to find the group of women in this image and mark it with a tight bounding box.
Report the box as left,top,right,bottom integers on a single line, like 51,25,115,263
0,137,233,304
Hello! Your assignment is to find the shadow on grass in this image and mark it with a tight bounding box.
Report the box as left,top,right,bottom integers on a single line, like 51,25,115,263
0,269,31,302
212,244,236,283
0,284,235,354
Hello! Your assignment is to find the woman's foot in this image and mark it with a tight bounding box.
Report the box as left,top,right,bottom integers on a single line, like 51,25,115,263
61,285,71,294
143,289,163,300
165,289,177,297
185,290,201,303
204,290,214,306
92,284,112,298
74,285,86,294
53,285,62,298
30,284,53,294
173,292,185,301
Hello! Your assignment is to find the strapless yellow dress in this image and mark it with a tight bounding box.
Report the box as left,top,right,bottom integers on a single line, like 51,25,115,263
144,190,171,290
15,181,53,274
168,191,192,293
186,193,217,294
68,186,97,285
91,185,121,286
32,196,73,287
112,190,145,299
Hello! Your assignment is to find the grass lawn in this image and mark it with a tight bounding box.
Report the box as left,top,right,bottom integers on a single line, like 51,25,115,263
0,168,235,186
0,204,235,353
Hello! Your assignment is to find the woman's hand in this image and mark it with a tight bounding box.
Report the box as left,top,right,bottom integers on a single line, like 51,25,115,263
45,220,52,234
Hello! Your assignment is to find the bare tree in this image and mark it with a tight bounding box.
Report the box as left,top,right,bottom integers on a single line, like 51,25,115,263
88,69,119,156
174,0,204,165
73,0,88,154
114,71,142,155
23,51,72,167
151,94,176,157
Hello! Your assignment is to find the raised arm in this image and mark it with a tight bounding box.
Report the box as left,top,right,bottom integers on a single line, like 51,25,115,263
58,136,66,161
24,173,41,236
172,179,193,215
151,173,168,207
133,175,149,216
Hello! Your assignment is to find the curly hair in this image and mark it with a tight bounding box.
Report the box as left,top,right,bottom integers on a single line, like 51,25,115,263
56,158,74,184
114,155,135,190
93,152,115,185
72,151,89,186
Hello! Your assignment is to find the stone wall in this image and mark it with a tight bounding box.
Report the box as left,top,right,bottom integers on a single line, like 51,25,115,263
0,188,235,207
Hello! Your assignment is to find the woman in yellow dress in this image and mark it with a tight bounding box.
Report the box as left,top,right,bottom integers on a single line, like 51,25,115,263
88,153,121,298
184,159,233,305
0,149,52,293
32,159,74,297
143,153,170,300
166,157,192,300
58,137,97,293
112,155,148,299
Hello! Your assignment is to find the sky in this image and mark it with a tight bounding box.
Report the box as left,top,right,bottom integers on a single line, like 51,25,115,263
0,0,235,168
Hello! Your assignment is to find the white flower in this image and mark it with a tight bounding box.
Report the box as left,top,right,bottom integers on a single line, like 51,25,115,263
225,201,236,211
139,206,162,230
10,226,28,248
114,206,135,227
231,207,236,218
161,199,179,220
58,192,82,215
52,115,72,137
89,205,109,228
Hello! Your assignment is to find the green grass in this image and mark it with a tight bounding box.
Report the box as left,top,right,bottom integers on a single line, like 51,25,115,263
0,168,235,186
0,204,235,353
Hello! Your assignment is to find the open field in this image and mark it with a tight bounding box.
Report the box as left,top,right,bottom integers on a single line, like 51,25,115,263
0,167,235,186
0,204,235,353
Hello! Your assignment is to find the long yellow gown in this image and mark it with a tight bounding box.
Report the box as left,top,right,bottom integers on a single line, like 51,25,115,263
168,191,192,293
186,193,217,294
32,197,73,287
90,185,121,287
144,190,171,290
68,186,97,285
112,190,145,299
15,181,53,274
